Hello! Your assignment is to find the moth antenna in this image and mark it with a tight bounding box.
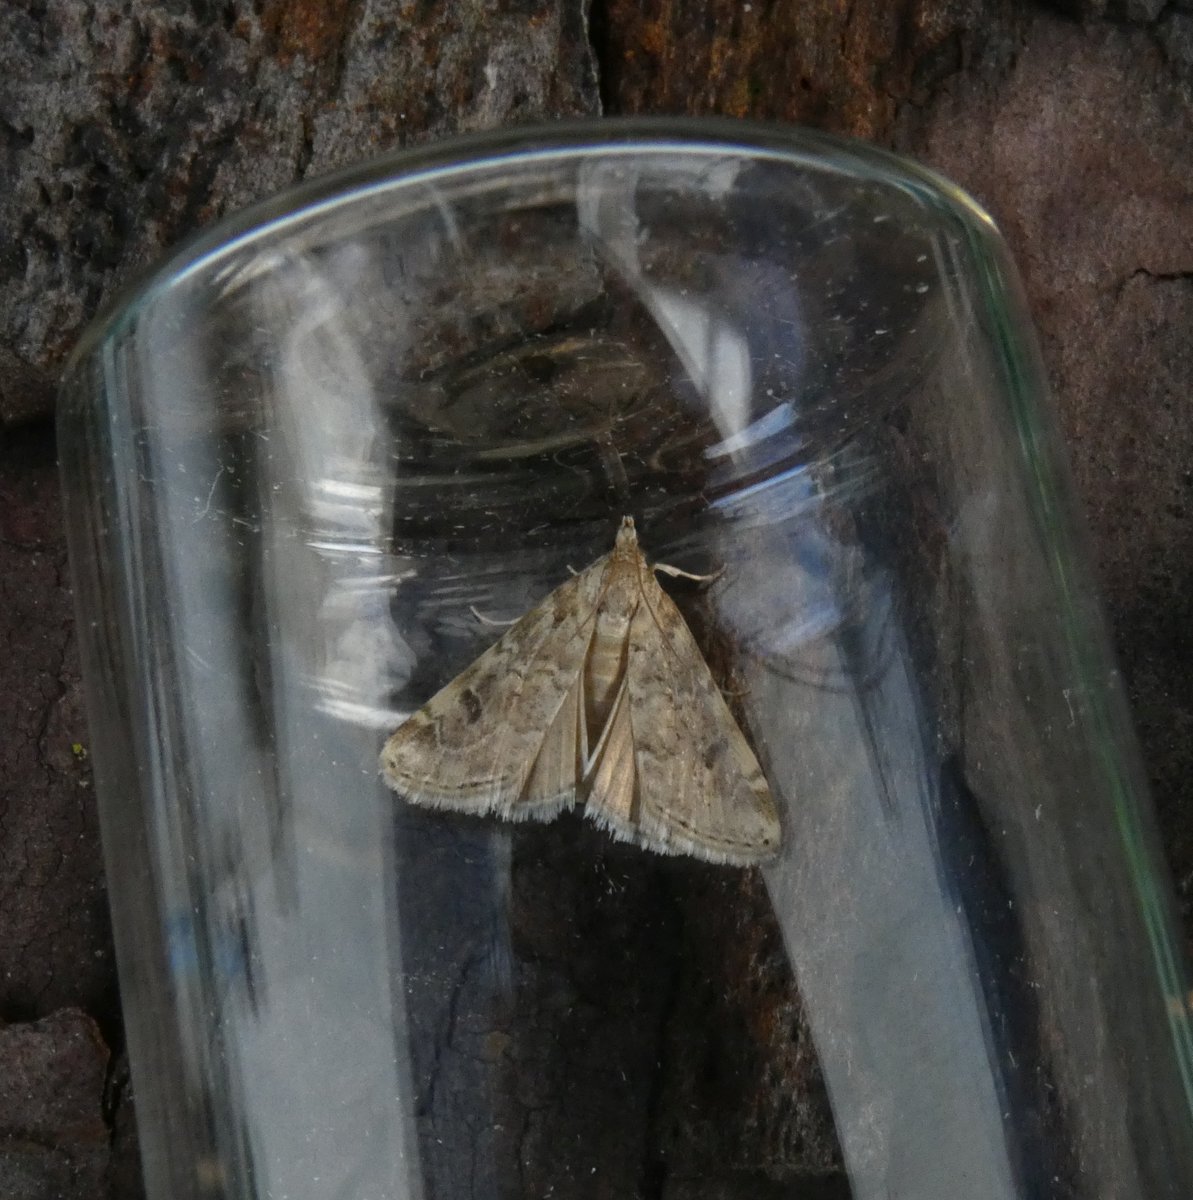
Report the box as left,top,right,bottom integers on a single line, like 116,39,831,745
652,560,725,587
469,604,520,628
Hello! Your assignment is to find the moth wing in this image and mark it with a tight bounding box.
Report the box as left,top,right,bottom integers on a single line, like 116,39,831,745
518,669,586,812
613,573,781,865
582,677,638,837
380,555,606,818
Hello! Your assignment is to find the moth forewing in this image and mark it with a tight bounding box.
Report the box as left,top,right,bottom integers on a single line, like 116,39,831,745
380,517,781,865
613,564,781,865
378,559,605,819
519,672,586,811
580,674,638,835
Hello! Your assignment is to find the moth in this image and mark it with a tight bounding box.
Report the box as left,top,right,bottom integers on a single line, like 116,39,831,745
380,517,780,865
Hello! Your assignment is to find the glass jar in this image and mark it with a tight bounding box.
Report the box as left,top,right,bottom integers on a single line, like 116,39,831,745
59,118,1193,1200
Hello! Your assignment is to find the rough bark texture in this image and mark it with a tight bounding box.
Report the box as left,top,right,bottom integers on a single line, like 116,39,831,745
2,1,1192,1197
0,426,113,1026
898,14,1193,906
0,0,600,427
0,1009,112,1200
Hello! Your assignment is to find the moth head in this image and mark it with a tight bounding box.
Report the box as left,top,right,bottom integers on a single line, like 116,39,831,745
615,515,638,549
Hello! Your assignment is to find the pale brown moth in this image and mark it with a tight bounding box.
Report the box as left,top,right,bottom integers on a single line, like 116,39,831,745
380,517,780,865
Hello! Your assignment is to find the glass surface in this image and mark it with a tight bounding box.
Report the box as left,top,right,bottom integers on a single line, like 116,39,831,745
59,118,1193,1200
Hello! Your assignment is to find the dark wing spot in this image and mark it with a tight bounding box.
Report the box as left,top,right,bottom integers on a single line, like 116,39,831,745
702,736,727,770
460,687,484,724
402,717,438,751
552,592,573,624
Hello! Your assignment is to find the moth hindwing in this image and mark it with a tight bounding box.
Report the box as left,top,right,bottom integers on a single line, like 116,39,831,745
380,517,780,866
